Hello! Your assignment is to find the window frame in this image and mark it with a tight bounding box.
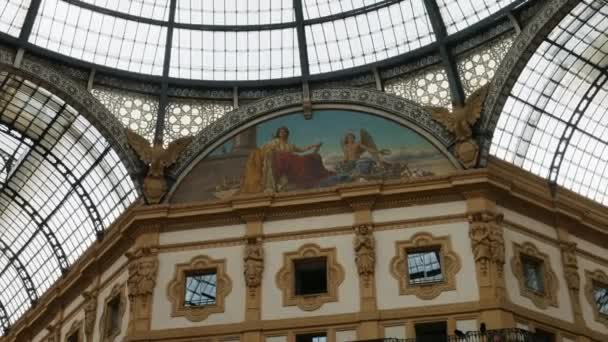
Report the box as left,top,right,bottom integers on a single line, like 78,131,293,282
184,269,218,308
405,247,445,286
585,269,608,328
98,283,126,342
293,256,329,296
510,242,558,309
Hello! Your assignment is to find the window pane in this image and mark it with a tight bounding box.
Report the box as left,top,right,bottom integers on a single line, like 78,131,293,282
522,257,544,293
407,250,443,285
594,283,608,315
185,272,217,306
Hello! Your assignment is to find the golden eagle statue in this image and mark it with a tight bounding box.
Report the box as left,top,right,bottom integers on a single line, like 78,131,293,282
425,85,489,168
127,130,192,204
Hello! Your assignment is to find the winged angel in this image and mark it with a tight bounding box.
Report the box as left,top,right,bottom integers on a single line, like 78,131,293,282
426,85,489,168
338,129,391,175
127,131,192,204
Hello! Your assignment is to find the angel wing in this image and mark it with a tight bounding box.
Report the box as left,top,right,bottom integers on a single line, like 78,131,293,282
463,84,489,126
126,130,155,164
160,136,193,167
360,129,385,163
426,106,457,133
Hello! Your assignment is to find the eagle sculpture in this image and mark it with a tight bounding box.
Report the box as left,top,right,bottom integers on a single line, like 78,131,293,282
127,130,192,204
425,85,489,141
425,85,490,168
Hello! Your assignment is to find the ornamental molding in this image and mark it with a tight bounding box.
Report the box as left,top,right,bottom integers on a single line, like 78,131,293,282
65,320,83,342
584,269,608,329
276,243,345,311
390,232,462,300
82,290,98,342
478,0,580,166
169,87,455,179
468,209,505,277
560,241,580,292
99,283,127,342
511,241,559,309
167,255,232,322
354,223,376,287
243,238,264,294
0,46,142,180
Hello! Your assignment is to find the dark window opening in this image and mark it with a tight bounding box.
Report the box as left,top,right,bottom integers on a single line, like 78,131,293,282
295,257,328,295
534,328,555,342
415,321,447,342
522,256,545,294
593,281,608,315
185,270,217,307
407,249,443,285
106,296,121,337
67,331,79,342
296,332,327,342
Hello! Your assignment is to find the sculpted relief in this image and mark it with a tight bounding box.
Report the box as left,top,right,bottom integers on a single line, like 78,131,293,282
172,110,455,202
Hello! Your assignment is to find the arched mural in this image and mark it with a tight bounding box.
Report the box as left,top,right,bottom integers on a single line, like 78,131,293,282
171,110,455,202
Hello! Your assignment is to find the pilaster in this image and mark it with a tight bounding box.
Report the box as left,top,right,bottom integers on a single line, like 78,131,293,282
466,192,513,329
556,227,585,329
241,211,265,340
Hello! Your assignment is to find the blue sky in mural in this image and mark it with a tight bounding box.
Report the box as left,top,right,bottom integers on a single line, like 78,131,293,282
256,110,434,156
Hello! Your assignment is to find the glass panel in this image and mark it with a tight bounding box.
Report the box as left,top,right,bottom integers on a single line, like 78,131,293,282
164,98,233,144
0,72,138,329
594,282,608,315
170,28,300,80
30,0,167,75
407,250,443,285
522,257,544,293
490,0,608,205
384,64,452,109
79,0,170,21
0,0,30,37
91,87,158,144
437,0,521,34
184,272,217,306
176,0,294,25
306,0,434,74
303,0,384,19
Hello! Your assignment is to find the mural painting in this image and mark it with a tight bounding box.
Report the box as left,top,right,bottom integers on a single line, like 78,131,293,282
174,110,455,201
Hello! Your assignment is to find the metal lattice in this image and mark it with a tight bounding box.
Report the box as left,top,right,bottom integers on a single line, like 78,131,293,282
384,64,452,109
163,98,233,144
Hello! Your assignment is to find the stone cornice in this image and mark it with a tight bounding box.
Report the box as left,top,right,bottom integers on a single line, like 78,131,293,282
6,157,608,341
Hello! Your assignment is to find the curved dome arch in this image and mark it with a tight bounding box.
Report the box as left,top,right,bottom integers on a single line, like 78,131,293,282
481,0,608,205
167,87,459,201
0,68,141,333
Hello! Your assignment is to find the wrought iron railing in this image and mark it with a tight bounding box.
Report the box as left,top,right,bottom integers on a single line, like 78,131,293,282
355,328,535,342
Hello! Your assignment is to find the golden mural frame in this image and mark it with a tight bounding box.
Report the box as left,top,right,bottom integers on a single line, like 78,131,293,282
585,269,608,329
99,283,126,342
510,241,558,309
167,255,233,322
390,232,461,300
64,319,83,342
276,243,345,311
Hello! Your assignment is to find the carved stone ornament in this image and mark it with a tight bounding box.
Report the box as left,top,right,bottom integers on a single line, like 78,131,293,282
427,85,489,168
65,320,84,342
468,210,505,277
99,283,127,342
126,129,192,204
390,232,462,300
276,243,345,311
45,323,60,342
353,223,376,286
82,290,98,341
584,269,608,329
511,242,559,309
126,247,159,300
167,255,233,322
243,238,264,294
560,241,580,292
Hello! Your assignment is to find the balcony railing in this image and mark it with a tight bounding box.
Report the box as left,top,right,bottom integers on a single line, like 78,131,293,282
355,328,535,342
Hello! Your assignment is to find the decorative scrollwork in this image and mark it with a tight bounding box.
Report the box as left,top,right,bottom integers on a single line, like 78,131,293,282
354,223,376,286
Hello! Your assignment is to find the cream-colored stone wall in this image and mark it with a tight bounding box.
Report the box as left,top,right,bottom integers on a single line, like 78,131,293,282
577,255,608,335
503,228,574,323
262,235,360,320
151,245,246,329
498,206,558,240
264,213,354,235
159,224,246,245
384,324,406,338
100,254,128,284
372,201,466,223
375,221,479,309
60,310,84,341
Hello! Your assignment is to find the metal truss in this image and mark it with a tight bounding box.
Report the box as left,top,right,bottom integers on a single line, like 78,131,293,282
0,300,10,335
546,38,608,185
0,239,38,306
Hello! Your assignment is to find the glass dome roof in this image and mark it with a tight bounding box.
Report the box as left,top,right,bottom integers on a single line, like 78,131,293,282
0,0,525,81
